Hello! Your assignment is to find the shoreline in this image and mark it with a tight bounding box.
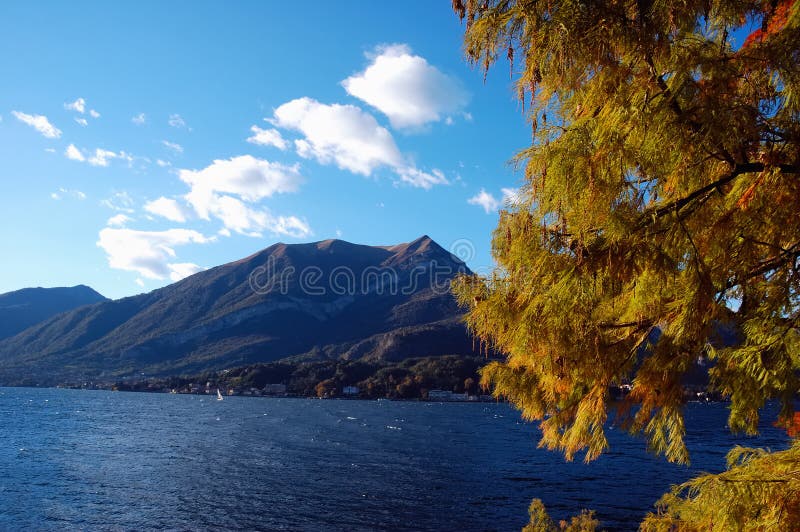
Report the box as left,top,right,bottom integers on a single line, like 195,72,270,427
0,383,733,405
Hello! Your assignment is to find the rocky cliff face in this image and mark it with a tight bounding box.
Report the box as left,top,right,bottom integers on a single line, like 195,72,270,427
0,236,477,384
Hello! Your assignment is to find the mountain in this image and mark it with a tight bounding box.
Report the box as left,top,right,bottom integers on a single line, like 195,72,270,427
0,236,477,385
0,285,107,340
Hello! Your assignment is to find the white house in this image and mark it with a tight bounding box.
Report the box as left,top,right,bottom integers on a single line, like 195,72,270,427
427,390,453,401
263,383,287,395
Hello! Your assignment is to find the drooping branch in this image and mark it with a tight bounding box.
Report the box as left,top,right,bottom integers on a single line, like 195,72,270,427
724,239,800,291
636,163,800,231
598,319,655,330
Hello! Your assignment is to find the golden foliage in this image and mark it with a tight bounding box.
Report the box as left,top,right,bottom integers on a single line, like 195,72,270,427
522,499,599,532
452,0,800,528
641,440,800,530
453,0,800,464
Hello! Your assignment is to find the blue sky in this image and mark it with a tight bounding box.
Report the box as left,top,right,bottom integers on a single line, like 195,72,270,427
0,1,529,299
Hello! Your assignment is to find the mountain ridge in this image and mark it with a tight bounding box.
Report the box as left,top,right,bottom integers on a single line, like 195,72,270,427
0,236,476,385
0,285,107,340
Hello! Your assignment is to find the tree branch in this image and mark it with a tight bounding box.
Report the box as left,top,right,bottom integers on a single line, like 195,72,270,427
598,319,654,330
724,239,800,291
636,163,800,232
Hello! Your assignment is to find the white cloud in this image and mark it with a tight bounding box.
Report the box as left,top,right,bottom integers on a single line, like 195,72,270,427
65,144,132,167
468,189,500,213
168,114,187,129
51,187,86,201
177,155,310,237
342,44,469,129
272,97,447,189
144,197,189,223
132,113,146,125
88,148,118,167
11,111,61,139
107,214,133,227
501,187,522,206
65,144,85,162
65,99,99,120
467,187,520,212
156,159,171,167
180,155,303,211
218,228,232,237
395,167,448,189
97,227,212,280
101,191,135,213
247,125,287,150
135,278,145,288
195,193,310,238
162,140,183,153
271,213,312,238
201,196,261,235
168,262,204,281
274,97,401,175
64,98,86,114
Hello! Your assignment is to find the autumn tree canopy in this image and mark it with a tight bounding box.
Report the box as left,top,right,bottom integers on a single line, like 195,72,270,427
452,0,799,526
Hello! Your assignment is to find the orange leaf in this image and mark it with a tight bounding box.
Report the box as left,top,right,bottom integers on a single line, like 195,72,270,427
736,174,765,210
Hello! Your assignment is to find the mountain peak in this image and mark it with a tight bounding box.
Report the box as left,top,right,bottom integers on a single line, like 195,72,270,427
408,234,438,252
315,238,356,251
0,237,476,384
382,235,450,259
405,235,436,254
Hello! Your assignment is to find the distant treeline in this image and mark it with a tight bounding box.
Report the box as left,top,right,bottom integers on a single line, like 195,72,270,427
113,355,498,400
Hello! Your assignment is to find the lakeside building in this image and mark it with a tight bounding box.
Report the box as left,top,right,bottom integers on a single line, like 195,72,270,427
427,390,452,400
427,390,479,402
264,384,287,395
428,390,470,401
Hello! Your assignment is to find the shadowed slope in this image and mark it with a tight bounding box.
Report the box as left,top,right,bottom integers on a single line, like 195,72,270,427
0,236,475,384
0,285,107,340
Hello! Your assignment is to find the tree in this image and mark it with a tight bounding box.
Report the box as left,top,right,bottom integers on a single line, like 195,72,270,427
522,499,598,532
451,0,799,527
464,376,477,395
642,441,800,529
315,378,337,398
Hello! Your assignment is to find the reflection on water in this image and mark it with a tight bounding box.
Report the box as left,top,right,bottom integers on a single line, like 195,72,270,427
0,388,788,531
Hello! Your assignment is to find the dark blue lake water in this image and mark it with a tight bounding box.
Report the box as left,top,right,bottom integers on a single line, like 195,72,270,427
0,388,788,531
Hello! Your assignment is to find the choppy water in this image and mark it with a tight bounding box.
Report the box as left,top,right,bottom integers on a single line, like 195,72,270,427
0,388,788,531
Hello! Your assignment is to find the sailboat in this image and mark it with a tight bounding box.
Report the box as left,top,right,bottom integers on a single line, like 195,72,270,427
216,388,224,401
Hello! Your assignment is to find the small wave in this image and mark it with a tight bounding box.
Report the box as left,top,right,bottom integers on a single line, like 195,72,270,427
386,425,402,431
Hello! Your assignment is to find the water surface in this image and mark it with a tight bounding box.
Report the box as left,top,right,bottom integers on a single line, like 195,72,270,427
0,388,787,530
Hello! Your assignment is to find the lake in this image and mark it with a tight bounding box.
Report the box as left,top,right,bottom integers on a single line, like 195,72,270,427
0,388,788,531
